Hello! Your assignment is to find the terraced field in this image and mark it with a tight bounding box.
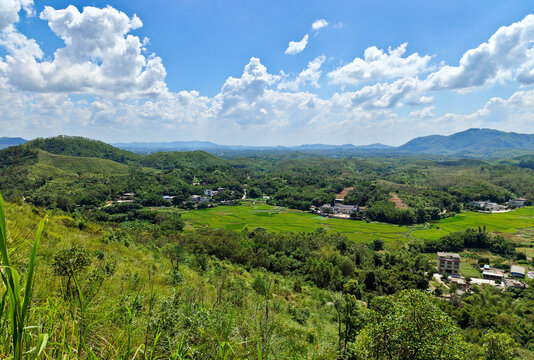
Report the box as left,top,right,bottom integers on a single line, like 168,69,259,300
181,201,534,244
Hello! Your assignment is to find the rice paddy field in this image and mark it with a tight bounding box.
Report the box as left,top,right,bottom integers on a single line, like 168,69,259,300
181,202,534,244
412,207,534,240
181,202,411,243
182,202,534,242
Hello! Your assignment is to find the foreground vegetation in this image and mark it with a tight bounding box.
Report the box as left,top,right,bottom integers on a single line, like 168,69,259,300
0,196,533,359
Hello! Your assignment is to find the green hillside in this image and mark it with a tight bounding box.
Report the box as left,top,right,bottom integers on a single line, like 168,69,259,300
32,150,130,177
0,137,245,209
1,197,533,358
399,128,534,156
26,136,140,163
139,150,234,170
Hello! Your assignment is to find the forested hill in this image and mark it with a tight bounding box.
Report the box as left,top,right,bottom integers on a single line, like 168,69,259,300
0,137,26,149
0,136,246,208
1,134,533,212
138,150,233,170
25,136,140,163
398,128,534,156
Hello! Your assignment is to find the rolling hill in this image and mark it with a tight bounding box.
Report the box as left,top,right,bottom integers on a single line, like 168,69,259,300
0,136,245,208
398,128,534,156
26,136,140,163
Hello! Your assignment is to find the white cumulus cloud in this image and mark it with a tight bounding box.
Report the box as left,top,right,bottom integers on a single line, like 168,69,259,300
285,34,308,55
312,19,328,31
3,4,534,146
278,55,325,91
0,0,33,30
409,106,435,118
0,5,167,99
426,14,534,90
328,43,434,85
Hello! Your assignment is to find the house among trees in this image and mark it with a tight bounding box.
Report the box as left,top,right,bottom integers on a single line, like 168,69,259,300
508,198,527,207
116,192,135,203
510,265,526,278
437,252,461,275
482,268,505,282
312,203,359,218
204,187,225,197
333,204,359,214
448,275,468,292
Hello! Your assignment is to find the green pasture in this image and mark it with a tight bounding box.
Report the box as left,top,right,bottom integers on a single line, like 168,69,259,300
412,207,534,240
181,202,410,243
181,202,534,243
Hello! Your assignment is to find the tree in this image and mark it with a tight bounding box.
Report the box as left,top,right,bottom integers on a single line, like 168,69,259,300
163,243,186,270
352,289,468,359
371,238,384,251
159,213,185,234
483,331,516,360
335,282,369,355
52,246,92,300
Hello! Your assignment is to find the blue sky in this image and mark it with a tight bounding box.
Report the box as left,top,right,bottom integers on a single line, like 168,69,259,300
1,0,534,145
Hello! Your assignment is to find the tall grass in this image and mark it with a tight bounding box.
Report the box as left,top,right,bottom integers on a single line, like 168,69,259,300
0,198,334,359
0,193,46,359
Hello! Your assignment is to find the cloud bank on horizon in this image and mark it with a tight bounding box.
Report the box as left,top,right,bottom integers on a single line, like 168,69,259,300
1,1,534,145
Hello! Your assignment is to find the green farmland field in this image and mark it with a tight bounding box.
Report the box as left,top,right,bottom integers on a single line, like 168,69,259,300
412,207,534,240
181,202,534,243
181,202,410,243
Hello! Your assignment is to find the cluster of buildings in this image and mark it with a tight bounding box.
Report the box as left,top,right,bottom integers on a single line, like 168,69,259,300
310,200,361,219
468,200,507,212
468,198,528,213
190,187,226,203
436,252,528,293
189,187,237,206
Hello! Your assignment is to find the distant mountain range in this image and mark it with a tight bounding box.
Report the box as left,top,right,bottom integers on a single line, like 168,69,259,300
113,129,534,157
0,137,27,150
2,129,534,157
111,140,395,153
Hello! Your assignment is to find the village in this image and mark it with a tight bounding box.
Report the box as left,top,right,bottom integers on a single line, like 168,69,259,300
468,198,528,213
108,186,242,208
433,252,533,296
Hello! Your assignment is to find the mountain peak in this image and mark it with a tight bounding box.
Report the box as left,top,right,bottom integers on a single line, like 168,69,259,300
399,128,534,156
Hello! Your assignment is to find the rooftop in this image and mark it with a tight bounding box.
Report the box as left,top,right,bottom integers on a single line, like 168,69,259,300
483,269,505,278
511,265,526,275
437,252,461,260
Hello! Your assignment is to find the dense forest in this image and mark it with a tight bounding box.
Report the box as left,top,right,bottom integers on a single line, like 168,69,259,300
0,137,533,359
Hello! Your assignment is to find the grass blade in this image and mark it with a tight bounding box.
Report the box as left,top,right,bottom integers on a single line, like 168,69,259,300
22,217,46,327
